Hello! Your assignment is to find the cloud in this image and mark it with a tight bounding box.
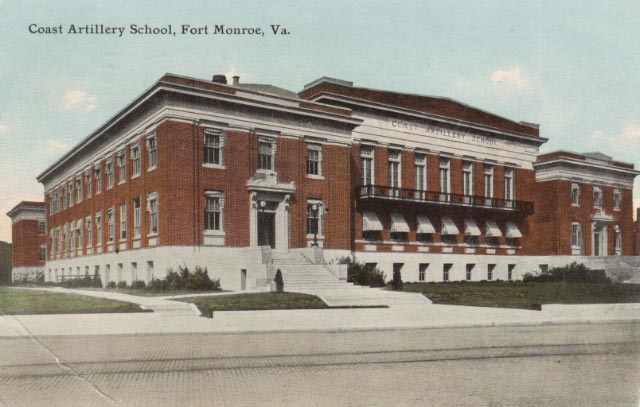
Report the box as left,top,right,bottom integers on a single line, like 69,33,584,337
0,123,9,136
590,122,640,150
41,139,71,152
62,90,96,112
490,66,529,90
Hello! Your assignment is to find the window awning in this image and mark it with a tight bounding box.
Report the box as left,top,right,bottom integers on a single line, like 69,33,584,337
362,211,383,231
505,222,522,238
464,219,481,236
416,215,436,234
390,212,410,233
485,220,502,237
441,217,459,235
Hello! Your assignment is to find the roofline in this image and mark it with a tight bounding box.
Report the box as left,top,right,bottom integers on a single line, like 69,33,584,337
311,93,548,146
7,201,45,218
533,156,640,176
537,149,637,169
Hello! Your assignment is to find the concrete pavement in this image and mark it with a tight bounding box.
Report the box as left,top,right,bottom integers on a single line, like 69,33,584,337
1,286,639,337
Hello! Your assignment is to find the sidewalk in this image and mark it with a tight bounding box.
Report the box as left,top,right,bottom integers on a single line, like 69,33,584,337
1,287,639,337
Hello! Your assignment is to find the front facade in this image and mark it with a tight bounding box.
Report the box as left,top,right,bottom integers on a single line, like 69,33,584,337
9,73,638,288
7,202,46,282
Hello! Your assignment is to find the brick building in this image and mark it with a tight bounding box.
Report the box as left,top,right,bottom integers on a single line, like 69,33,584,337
7,202,46,282
9,73,639,287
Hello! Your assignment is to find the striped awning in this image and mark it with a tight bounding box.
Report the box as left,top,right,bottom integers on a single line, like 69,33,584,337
485,220,503,237
416,215,436,234
441,217,459,235
464,219,481,236
505,222,522,238
362,211,383,231
390,212,410,233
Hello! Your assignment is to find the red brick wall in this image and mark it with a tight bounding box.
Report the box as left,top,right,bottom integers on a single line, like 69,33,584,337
12,219,45,267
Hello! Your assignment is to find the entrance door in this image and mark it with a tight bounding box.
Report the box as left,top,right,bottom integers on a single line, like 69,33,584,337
593,230,600,256
258,212,276,248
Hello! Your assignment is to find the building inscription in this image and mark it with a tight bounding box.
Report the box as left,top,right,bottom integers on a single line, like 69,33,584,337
391,120,497,146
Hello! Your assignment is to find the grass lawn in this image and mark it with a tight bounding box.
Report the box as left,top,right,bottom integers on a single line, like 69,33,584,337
403,282,640,309
178,292,328,316
0,287,145,315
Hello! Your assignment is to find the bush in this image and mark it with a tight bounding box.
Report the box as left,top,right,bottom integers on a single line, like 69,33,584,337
92,269,102,288
131,280,146,289
117,281,128,289
274,269,284,292
523,262,610,283
391,269,403,290
107,281,116,289
345,260,386,287
147,266,221,292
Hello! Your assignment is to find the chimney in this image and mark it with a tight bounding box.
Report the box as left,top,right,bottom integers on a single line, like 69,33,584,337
212,74,227,84
232,76,240,86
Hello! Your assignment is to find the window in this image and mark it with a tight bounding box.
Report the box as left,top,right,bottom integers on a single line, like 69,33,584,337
117,151,126,183
488,264,496,281
119,202,127,240
571,183,580,205
106,160,114,189
258,141,274,171
360,145,374,185
415,154,426,199
95,211,102,246
463,161,473,203
50,229,55,257
615,226,622,255
94,166,102,193
388,150,401,194
39,244,46,261
49,194,54,214
443,263,452,282
70,222,76,253
205,193,222,231
67,183,74,207
307,201,323,236
107,208,114,242
593,186,602,208
306,144,322,176
508,264,515,281
38,221,45,234
504,168,515,207
204,130,224,166
85,171,92,198
131,144,141,177
75,178,82,203
466,264,474,281
86,216,92,247
133,197,141,238
613,189,621,210
571,223,582,252
148,193,158,235
484,165,494,204
147,135,157,169
439,157,450,201
393,263,404,280
76,220,82,251
418,263,429,282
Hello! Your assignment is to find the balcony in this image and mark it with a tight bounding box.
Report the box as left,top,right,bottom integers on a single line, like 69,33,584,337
357,185,533,215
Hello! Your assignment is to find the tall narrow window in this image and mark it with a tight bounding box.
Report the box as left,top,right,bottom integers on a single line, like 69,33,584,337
466,264,474,281
508,264,515,281
418,263,429,282
38,221,45,234
307,200,323,236
117,151,126,183
86,216,92,247
504,167,515,208
106,160,114,189
614,226,622,255
147,135,157,169
204,130,224,166
76,220,82,251
388,150,401,197
95,211,102,246
67,184,74,207
306,144,322,176
119,202,127,240
75,178,82,203
488,264,496,281
571,223,582,254
571,183,580,205
463,161,473,204
131,144,141,177
39,244,46,261
484,165,494,205
204,194,222,231
443,263,452,282
593,186,602,208
94,166,102,193
360,145,374,186
613,189,621,210
107,208,114,242
258,141,274,171
415,154,426,199
70,222,76,253
133,197,141,238
148,193,158,235
85,171,92,198
439,157,450,201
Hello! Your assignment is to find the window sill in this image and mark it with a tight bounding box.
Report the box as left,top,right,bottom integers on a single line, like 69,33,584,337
118,180,126,186
256,169,275,175
306,174,324,180
131,174,141,180
203,163,225,170
204,230,225,236
147,166,157,172
147,233,158,238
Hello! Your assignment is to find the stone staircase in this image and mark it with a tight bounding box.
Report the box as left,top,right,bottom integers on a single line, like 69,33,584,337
584,256,640,284
270,251,431,307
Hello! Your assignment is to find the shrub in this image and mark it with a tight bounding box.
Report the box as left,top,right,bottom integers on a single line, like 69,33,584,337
92,269,102,288
117,281,128,289
147,266,221,292
523,262,610,283
345,260,386,287
107,281,116,289
274,269,284,292
131,280,146,289
391,269,403,290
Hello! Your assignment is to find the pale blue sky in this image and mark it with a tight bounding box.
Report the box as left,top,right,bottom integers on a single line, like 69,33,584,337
1,0,640,242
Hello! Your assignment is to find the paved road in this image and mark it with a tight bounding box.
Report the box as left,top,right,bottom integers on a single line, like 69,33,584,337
1,323,639,406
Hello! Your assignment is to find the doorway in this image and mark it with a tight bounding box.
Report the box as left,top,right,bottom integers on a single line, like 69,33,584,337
258,212,276,248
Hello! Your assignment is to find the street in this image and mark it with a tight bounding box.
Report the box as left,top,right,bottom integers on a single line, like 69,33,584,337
1,322,639,406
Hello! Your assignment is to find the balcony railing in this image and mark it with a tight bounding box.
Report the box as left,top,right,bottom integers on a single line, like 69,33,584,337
357,184,533,215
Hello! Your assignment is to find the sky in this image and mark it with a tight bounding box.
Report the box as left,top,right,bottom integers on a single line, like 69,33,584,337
1,0,640,242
